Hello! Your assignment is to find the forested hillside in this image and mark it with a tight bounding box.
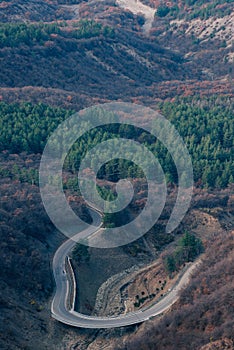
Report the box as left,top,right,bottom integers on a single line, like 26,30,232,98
0,1,233,349
0,20,190,100
0,96,233,188
144,0,233,19
110,228,234,350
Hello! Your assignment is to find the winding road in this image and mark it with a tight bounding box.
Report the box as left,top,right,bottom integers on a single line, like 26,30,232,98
51,207,200,328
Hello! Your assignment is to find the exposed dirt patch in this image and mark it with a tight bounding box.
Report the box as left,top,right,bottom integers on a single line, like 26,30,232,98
199,338,234,350
170,11,234,47
116,0,156,33
72,202,228,317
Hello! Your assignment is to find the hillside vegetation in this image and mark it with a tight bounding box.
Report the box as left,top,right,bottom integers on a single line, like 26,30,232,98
0,1,233,349
0,19,190,100
0,96,233,189
112,227,234,350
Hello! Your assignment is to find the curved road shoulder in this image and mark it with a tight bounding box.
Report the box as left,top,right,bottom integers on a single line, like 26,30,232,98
51,208,201,328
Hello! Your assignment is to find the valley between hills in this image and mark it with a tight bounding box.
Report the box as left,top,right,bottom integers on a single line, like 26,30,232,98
0,1,233,349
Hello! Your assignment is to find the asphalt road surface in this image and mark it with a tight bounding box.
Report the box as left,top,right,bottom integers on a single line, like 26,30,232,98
51,208,199,328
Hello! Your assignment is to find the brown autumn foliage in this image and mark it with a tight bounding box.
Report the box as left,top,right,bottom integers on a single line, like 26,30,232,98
111,229,234,350
0,155,92,350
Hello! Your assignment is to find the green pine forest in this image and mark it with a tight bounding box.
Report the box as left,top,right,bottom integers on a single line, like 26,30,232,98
0,95,233,189
0,20,114,48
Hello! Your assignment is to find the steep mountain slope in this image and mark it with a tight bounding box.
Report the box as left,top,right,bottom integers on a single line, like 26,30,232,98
0,0,58,22
0,1,233,350
0,21,191,100
0,0,232,105
0,153,92,350
107,218,234,350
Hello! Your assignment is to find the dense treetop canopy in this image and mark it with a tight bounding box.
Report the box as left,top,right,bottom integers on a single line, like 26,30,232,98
0,96,233,189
